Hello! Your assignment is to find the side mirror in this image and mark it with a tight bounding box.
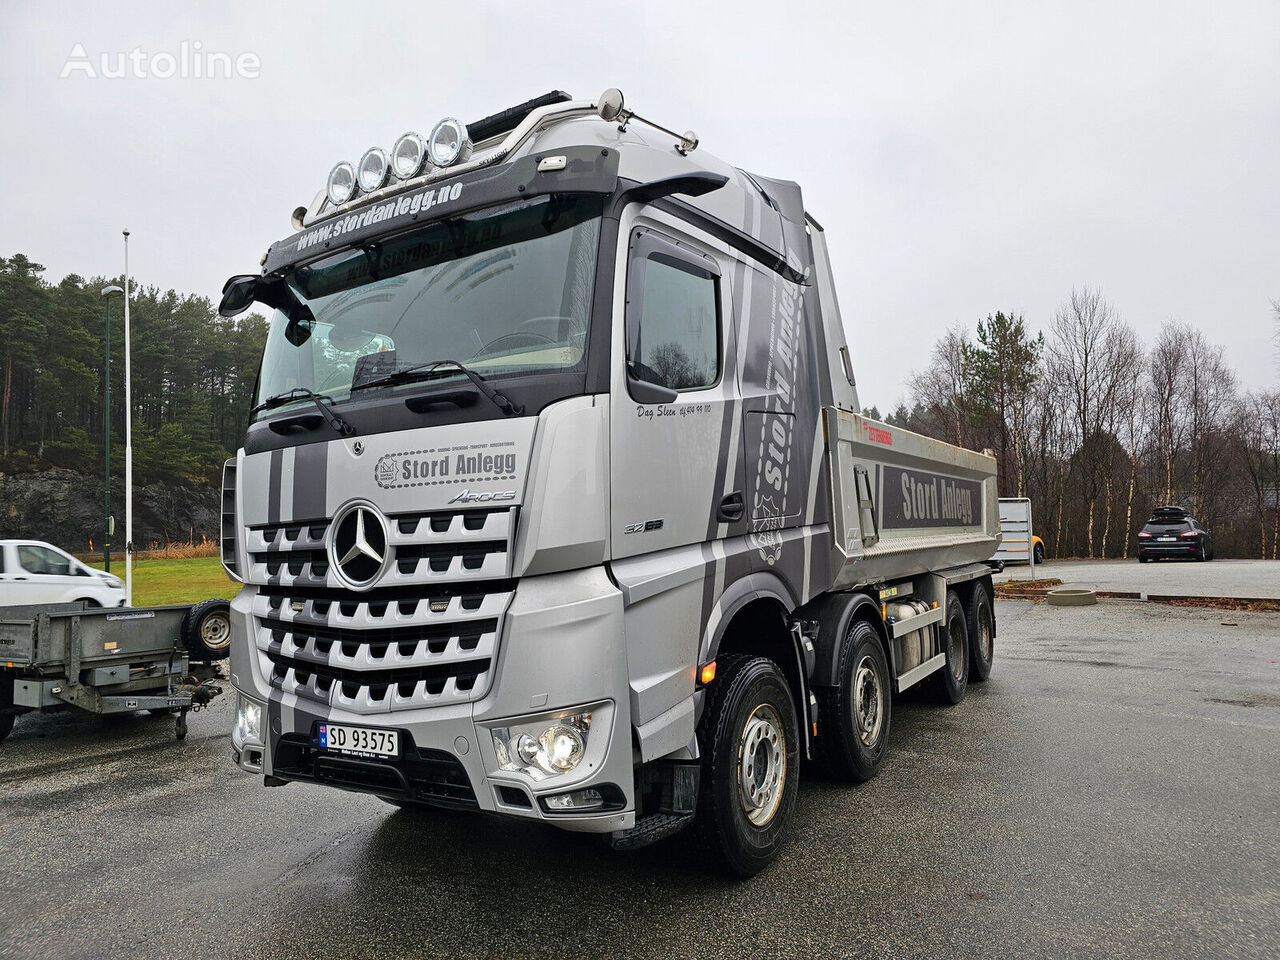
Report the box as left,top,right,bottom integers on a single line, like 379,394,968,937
219,275,259,317
219,273,317,346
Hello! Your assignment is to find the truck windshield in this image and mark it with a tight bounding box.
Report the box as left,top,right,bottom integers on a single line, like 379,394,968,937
253,193,603,416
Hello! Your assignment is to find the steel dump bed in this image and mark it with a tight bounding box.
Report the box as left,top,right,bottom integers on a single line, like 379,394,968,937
824,410,1000,589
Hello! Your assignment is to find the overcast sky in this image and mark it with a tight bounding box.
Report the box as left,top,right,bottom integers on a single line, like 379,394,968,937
2,0,1277,408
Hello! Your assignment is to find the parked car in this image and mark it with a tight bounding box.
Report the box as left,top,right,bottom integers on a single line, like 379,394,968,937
0,540,126,607
1137,507,1214,562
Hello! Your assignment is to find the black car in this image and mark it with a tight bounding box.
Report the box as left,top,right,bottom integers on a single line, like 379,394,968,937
1137,506,1214,562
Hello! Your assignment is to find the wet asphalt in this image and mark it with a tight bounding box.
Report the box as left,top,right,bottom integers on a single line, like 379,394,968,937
1,599,1277,960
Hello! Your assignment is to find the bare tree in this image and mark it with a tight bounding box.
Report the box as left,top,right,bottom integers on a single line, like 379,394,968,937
908,325,975,448
1047,288,1128,556
1149,322,1190,504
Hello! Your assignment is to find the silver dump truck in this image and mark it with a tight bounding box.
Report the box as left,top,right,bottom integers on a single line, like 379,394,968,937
217,89,1000,875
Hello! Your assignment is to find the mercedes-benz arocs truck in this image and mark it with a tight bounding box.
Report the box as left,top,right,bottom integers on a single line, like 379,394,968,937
219,89,1001,876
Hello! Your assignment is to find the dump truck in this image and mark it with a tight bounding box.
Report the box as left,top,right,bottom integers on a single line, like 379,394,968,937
217,88,1001,875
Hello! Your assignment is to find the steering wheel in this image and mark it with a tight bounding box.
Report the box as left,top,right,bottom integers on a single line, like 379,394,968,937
469,331,559,361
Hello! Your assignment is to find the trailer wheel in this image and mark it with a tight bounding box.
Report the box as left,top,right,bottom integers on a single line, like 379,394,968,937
966,582,995,682
696,656,800,877
0,713,14,744
933,591,969,704
814,620,891,782
182,599,232,661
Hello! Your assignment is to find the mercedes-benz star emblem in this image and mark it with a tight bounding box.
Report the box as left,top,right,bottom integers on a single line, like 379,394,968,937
330,504,388,586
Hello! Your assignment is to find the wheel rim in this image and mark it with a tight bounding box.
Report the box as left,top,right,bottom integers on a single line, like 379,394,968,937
948,612,966,680
737,703,787,827
201,611,231,650
852,655,884,746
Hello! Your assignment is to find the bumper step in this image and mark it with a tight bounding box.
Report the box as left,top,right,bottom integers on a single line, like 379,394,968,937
608,812,694,851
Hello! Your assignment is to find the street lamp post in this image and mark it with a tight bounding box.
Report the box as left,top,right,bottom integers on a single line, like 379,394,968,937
100,285,123,572
122,230,133,607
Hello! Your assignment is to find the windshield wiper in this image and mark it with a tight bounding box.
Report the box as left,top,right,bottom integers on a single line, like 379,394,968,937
250,388,355,435
351,360,524,416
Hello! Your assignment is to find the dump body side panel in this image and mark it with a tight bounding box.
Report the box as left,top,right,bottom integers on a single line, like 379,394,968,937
825,409,999,588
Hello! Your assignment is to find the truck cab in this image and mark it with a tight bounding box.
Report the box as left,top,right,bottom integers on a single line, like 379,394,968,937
220,89,1000,875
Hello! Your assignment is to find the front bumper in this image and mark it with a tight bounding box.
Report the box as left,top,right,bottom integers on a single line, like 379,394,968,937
229,566,636,833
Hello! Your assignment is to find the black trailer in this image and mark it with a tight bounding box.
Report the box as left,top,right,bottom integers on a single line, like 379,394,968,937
0,600,229,743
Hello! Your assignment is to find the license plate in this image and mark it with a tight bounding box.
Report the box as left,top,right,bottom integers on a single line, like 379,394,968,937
318,723,399,758
1159,536,1176,542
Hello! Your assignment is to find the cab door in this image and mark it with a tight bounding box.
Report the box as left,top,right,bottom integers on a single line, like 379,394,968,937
609,219,745,560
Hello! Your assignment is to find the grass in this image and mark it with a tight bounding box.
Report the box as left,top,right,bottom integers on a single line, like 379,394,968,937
86,555,237,607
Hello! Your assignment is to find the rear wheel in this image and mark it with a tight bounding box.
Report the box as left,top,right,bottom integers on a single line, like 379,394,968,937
182,599,232,660
814,620,891,782
697,656,800,877
933,591,969,704
966,582,995,682
0,713,14,744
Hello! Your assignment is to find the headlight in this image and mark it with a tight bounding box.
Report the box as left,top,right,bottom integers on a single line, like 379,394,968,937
428,117,471,168
232,694,262,748
391,132,427,180
326,161,356,205
357,146,389,193
491,709,591,779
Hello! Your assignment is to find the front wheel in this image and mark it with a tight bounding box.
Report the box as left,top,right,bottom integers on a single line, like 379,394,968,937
814,620,891,782
697,656,800,877
1033,542,1045,565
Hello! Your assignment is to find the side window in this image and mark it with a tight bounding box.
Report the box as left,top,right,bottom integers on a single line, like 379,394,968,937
626,233,720,393
17,545,71,576
0,547,5,574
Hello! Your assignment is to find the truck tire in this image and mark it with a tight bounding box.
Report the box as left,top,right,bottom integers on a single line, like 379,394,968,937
814,620,891,783
966,582,995,682
0,713,14,744
696,655,800,877
182,599,232,661
933,591,969,704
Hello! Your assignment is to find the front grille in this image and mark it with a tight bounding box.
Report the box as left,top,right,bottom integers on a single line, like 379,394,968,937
245,507,515,587
252,581,511,713
244,504,519,716
273,732,477,808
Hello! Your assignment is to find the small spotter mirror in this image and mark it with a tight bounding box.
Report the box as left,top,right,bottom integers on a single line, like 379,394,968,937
597,88,625,122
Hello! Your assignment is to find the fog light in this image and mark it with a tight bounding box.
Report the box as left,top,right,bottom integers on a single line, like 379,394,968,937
543,788,604,812
232,693,262,747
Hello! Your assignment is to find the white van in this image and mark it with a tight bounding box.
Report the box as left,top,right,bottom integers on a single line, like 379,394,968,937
0,540,125,608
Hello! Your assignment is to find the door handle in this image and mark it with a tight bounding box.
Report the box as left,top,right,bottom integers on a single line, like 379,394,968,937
717,491,745,523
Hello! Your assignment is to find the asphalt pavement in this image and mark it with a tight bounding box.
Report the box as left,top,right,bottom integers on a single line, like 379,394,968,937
1,599,1278,959
996,558,1280,599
